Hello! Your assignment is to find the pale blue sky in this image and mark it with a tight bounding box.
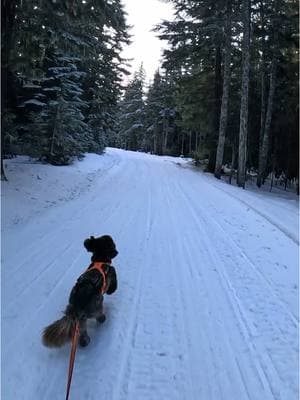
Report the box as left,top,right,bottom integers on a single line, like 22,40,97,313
121,0,174,83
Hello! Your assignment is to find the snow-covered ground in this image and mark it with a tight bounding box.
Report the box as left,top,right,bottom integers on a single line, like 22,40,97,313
2,148,299,400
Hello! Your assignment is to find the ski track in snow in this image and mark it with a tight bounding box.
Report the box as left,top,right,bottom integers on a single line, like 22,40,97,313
2,148,299,400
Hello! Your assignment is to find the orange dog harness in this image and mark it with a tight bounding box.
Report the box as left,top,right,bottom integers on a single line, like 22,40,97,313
87,261,111,294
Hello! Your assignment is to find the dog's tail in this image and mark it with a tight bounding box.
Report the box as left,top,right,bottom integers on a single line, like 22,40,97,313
42,314,76,348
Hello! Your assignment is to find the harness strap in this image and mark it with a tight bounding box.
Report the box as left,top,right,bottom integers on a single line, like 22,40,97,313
88,261,111,294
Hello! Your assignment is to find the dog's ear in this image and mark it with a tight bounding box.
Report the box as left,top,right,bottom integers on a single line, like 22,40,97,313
84,236,96,252
106,266,117,294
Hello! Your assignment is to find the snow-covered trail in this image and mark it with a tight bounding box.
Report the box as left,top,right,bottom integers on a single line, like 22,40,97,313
2,149,299,400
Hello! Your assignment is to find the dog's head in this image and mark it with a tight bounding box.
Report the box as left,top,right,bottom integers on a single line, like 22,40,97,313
84,235,118,262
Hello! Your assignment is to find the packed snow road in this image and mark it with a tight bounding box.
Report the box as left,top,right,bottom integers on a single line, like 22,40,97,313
2,148,299,400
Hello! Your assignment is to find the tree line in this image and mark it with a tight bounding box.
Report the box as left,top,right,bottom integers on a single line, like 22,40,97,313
114,0,298,192
2,0,298,193
1,0,129,177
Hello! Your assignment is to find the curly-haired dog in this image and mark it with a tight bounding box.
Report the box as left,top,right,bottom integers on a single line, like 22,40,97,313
42,235,118,348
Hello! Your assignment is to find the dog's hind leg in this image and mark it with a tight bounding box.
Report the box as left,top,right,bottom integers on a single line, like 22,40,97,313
78,318,90,347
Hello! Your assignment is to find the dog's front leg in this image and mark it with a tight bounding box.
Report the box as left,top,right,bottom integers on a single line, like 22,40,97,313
95,296,106,324
78,318,90,347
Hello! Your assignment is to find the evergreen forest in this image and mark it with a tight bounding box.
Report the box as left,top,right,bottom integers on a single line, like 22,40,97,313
2,0,299,192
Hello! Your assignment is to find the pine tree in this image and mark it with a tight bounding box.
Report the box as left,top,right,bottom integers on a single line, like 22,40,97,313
2,0,130,168
116,65,146,151
214,0,232,179
157,0,298,191
143,71,177,155
1,0,19,179
257,0,281,186
237,0,251,188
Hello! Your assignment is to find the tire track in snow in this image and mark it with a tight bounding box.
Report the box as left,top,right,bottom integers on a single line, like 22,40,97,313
3,155,151,400
110,161,179,400
163,168,260,400
3,150,298,400
6,242,74,304
211,209,298,325
4,156,131,310
177,177,298,326
175,198,275,398
72,159,162,400
172,171,298,399
201,176,299,245
112,161,194,400
123,167,192,400
110,163,154,400
200,197,299,323
163,171,224,400
42,160,154,400
181,237,256,400
4,248,84,351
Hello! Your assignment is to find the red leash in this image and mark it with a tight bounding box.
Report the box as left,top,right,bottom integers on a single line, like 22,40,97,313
65,321,80,400
65,262,109,400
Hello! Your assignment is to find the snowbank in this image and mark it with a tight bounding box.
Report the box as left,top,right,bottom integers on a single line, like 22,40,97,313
1,152,119,231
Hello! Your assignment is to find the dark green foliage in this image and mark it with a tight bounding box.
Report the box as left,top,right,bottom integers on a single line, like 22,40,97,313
153,0,298,190
1,0,129,169
155,0,233,163
115,68,181,156
115,65,146,151
144,71,177,155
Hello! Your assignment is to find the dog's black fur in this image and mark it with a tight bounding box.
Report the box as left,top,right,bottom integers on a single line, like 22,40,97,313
42,235,118,348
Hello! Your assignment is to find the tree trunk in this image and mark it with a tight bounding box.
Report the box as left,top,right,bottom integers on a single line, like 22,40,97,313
207,44,222,172
259,0,267,145
257,1,278,188
162,116,169,154
163,130,168,154
237,0,251,188
257,1,267,187
229,142,236,185
214,0,232,179
49,100,62,162
270,171,274,192
257,61,266,185
257,58,276,187
214,45,222,135
181,133,184,155
1,157,8,181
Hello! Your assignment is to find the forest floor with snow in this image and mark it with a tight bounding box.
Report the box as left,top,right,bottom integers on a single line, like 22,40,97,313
2,148,299,400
